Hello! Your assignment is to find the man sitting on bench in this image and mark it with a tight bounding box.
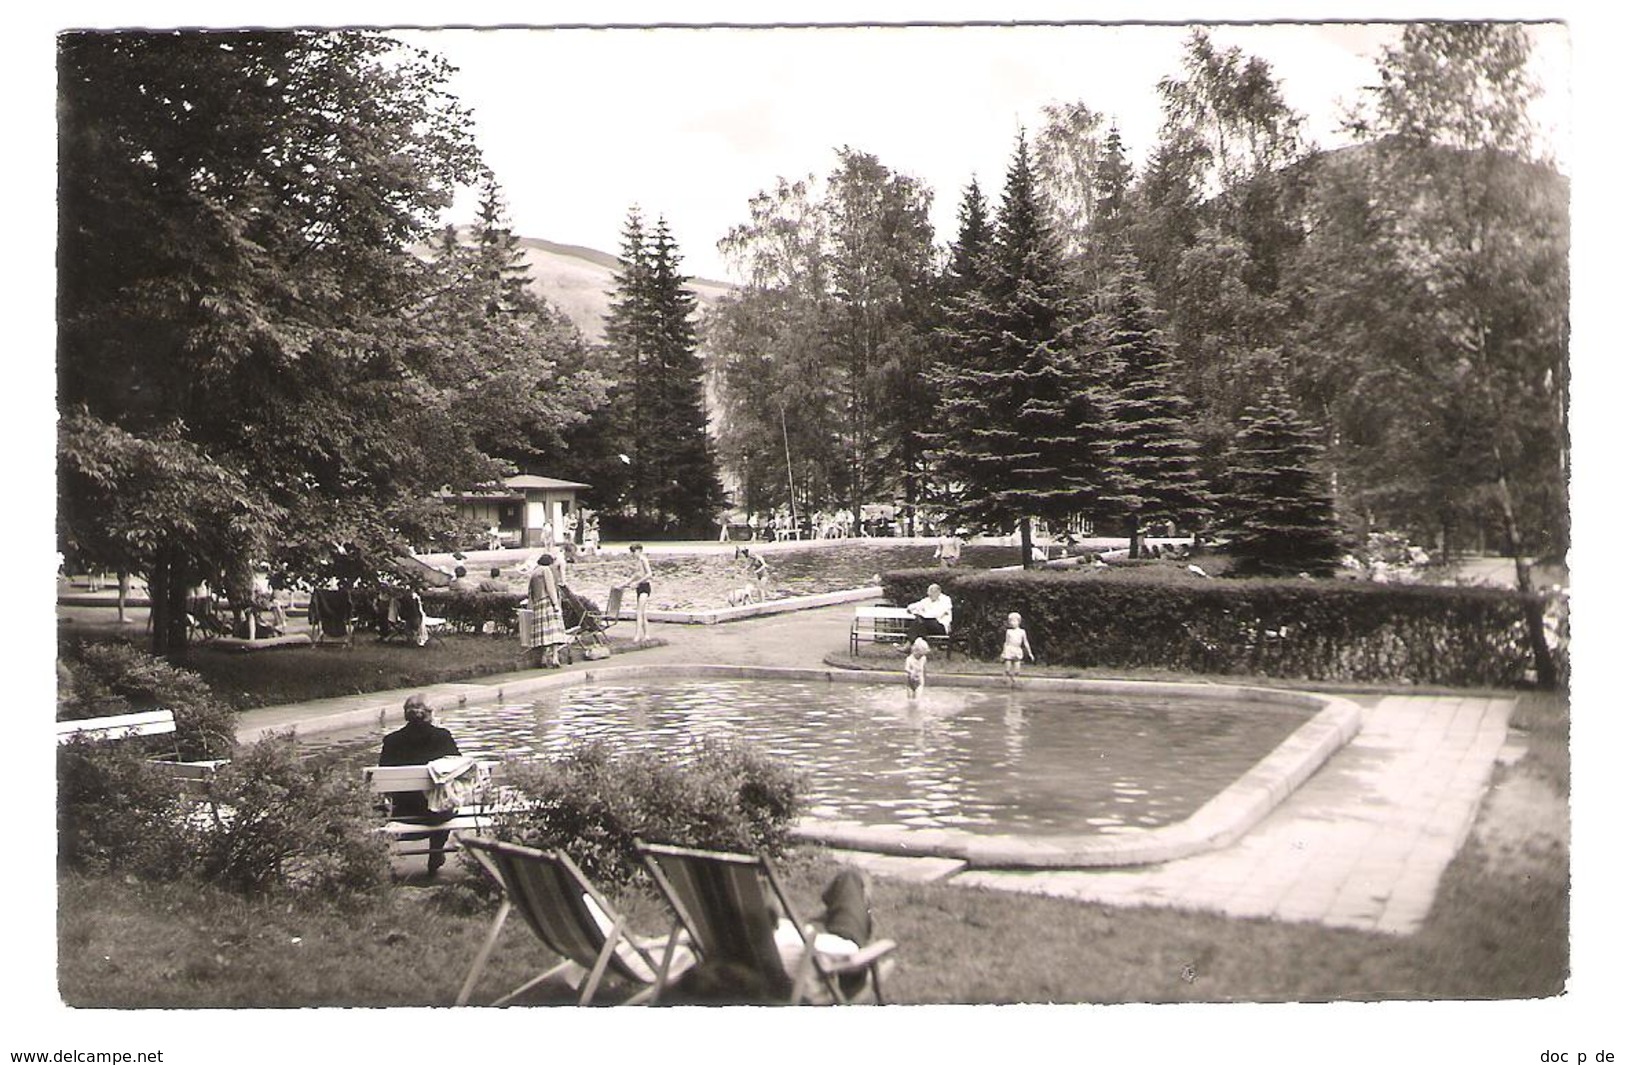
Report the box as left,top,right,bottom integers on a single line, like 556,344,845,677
379,694,463,874
905,583,953,643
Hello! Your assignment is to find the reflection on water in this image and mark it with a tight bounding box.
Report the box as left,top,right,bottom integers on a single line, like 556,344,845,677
315,680,1309,838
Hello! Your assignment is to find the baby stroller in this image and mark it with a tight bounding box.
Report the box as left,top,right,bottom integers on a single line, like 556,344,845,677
560,586,623,664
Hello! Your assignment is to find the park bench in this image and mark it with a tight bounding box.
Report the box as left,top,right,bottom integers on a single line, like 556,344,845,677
56,709,230,795
362,762,503,858
849,605,960,660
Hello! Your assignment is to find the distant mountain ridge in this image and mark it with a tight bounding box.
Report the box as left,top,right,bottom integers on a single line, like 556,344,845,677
508,233,735,342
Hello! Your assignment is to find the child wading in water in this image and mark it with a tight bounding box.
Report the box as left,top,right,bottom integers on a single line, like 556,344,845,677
1001,612,1033,685
904,637,930,698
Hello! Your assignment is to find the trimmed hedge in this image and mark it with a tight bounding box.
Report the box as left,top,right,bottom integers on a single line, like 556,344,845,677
420,586,603,636
880,566,1555,688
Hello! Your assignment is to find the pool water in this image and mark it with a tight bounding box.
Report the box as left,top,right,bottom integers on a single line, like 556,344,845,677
322,680,1311,837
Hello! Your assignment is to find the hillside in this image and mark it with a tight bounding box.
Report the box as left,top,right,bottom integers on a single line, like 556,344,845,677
510,235,734,342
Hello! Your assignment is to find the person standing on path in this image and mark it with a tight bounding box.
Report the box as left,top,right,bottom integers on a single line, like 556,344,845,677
622,543,654,644
525,553,567,667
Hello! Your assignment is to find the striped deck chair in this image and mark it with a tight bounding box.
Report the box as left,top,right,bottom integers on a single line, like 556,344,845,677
635,840,897,1005
456,836,688,1007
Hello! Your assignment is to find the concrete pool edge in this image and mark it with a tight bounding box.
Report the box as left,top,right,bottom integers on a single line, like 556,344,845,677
245,663,1362,871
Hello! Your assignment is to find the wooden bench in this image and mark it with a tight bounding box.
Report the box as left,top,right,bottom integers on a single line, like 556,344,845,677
849,606,960,660
56,709,230,794
57,708,180,745
362,763,500,857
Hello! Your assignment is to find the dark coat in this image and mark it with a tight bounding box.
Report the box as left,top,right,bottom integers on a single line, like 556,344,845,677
379,718,461,819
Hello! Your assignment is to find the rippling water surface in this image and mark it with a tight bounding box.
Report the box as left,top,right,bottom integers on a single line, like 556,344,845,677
318,680,1310,837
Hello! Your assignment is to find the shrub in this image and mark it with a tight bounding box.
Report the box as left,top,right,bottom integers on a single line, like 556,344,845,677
195,733,390,897
57,641,238,760
880,566,1556,688
420,589,523,634
491,739,805,890
58,739,202,878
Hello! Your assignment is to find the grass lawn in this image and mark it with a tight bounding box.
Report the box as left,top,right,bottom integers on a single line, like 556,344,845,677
60,631,657,712
57,771,1567,1006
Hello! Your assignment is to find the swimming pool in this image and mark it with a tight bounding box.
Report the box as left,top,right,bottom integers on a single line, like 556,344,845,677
315,676,1317,840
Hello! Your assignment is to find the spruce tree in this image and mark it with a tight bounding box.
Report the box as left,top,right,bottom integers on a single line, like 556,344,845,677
601,208,653,518
921,179,992,525
1084,123,1134,304
602,208,724,534
471,173,534,315
1095,253,1210,556
645,216,725,532
1224,384,1344,575
931,135,1111,565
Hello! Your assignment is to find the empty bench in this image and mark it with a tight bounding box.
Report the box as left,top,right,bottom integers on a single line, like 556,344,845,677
56,709,230,793
849,605,960,659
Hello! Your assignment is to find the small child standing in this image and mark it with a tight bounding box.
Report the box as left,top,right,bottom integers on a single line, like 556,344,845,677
1001,612,1034,685
904,637,930,697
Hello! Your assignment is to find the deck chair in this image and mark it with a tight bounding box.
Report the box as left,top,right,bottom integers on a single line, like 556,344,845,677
636,840,896,1005
456,836,690,1007
307,589,358,647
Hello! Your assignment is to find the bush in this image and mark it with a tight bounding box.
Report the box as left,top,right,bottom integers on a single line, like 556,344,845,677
419,588,523,634
880,566,1557,688
195,734,391,897
57,641,237,760
491,740,804,890
421,585,604,636
58,739,203,878
59,731,391,898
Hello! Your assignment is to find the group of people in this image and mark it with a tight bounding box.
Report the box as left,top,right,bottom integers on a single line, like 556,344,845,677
515,541,656,668
900,583,1034,695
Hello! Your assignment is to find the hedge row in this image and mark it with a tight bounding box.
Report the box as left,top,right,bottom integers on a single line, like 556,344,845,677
880,567,1554,688
419,586,603,636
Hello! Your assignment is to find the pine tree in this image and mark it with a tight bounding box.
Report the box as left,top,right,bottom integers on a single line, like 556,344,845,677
471,173,534,315
1084,123,1134,305
645,216,725,532
931,135,1111,565
945,178,991,298
603,208,655,520
1224,384,1344,575
1094,253,1210,556
602,209,724,534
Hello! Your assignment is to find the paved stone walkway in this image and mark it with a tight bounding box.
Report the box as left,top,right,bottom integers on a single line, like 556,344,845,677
950,693,1514,935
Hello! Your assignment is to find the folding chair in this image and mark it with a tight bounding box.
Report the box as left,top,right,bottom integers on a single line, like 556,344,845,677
636,839,896,1005
307,589,357,647
559,586,622,664
456,836,689,1006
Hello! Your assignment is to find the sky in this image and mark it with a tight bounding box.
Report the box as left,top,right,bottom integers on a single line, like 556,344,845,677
398,20,1571,281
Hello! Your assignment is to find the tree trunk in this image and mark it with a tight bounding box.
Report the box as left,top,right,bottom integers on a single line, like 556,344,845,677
1492,445,1556,689
147,562,172,656
1128,512,1142,559
1019,515,1034,571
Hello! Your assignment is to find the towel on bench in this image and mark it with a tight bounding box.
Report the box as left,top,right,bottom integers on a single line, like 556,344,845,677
424,755,486,814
